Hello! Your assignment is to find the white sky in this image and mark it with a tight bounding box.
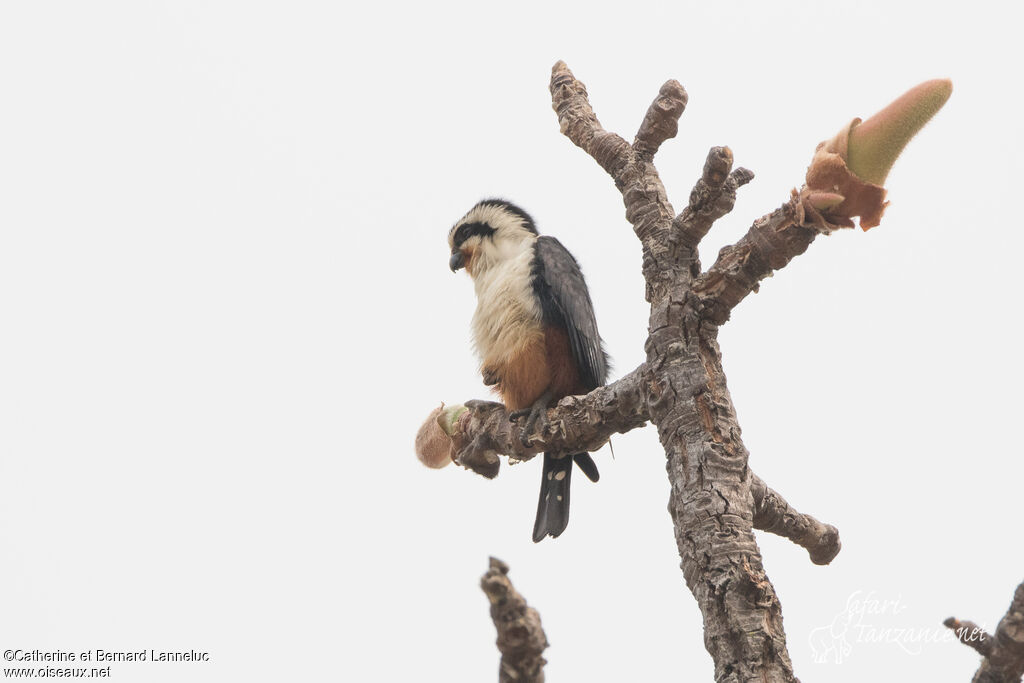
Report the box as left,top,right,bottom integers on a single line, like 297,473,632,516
1,1,1021,681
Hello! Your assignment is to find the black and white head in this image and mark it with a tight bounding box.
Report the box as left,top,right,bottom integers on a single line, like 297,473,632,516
448,199,538,276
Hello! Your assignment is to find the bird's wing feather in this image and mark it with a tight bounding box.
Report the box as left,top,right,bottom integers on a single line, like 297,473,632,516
532,236,608,389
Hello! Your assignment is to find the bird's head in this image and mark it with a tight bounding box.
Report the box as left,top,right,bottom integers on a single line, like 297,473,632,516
448,199,538,277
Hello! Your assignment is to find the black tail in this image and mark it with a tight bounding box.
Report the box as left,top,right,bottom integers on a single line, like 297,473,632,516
532,452,599,542
573,453,600,483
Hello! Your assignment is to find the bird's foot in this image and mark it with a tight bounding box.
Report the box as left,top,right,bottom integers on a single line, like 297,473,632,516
509,392,553,449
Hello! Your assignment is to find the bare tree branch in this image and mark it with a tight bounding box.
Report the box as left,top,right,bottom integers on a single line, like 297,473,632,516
674,146,754,251
549,60,634,183
450,365,650,478
751,473,841,565
692,195,819,324
550,62,675,297
634,80,688,158
481,558,548,683
944,617,995,658
947,581,1024,683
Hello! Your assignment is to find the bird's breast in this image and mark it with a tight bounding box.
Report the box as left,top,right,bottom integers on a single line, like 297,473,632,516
471,249,542,369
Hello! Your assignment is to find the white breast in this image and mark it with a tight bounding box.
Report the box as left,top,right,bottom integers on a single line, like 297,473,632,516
471,245,542,368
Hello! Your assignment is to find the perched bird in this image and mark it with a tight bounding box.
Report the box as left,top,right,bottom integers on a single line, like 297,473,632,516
448,199,609,542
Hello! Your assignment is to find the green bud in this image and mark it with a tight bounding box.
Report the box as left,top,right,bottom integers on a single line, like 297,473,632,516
846,79,952,186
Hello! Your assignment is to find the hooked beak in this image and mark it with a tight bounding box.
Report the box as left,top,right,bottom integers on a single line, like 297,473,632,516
449,250,466,272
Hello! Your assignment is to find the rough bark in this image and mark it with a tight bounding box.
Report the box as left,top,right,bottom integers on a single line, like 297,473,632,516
481,558,549,683
552,59,797,682
946,581,1024,683
693,196,818,325
750,474,841,566
674,146,754,252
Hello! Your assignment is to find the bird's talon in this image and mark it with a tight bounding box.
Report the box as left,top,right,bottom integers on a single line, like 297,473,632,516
515,400,550,448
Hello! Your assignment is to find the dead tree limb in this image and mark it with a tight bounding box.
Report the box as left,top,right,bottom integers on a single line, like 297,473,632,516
481,558,548,683
944,617,995,658
750,474,841,566
946,581,1024,683
674,146,754,253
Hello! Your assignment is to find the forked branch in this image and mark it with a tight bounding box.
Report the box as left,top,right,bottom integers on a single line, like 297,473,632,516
674,146,754,253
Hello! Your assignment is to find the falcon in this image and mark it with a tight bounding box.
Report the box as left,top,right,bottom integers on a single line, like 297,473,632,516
448,199,609,541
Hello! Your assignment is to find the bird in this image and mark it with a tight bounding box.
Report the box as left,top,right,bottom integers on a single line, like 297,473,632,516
447,199,609,542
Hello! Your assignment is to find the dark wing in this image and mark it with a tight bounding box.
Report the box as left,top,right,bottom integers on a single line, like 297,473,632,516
532,236,609,389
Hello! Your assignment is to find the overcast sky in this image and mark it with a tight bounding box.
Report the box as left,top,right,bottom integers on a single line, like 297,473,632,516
1,1,1021,681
